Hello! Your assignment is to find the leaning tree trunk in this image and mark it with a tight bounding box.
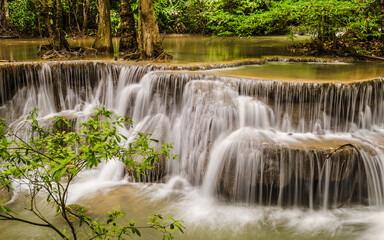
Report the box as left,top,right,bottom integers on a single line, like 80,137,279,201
92,0,114,53
137,0,168,59
119,0,137,53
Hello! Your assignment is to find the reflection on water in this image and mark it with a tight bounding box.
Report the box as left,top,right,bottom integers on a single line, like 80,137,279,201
213,62,384,81
0,39,49,61
0,35,298,62
2,35,384,81
0,37,120,61
162,35,299,63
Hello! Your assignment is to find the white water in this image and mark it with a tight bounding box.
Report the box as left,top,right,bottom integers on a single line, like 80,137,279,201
2,61,384,239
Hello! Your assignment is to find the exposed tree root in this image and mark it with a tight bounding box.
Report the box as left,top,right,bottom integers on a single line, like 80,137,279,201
288,38,384,61
121,51,141,60
120,49,173,61
352,53,384,61
38,45,98,59
156,50,173,60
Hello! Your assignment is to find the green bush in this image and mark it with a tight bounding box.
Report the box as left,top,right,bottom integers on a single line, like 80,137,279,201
8,0,38,34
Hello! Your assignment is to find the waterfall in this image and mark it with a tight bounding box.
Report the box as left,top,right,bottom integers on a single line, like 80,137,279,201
1,61,384,208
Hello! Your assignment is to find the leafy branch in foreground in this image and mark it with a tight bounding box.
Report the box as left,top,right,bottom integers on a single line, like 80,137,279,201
0,107,183,239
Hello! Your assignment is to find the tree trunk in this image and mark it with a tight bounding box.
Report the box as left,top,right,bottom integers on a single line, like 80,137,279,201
55,0,70,50
67,0,71,31
92,0,114,53
37,13,42,38
119,0,137,53
74,2,82,32
82,0,90,34
137,0,167,59
45,1,57,44
0,0,9,31
33,0,70,51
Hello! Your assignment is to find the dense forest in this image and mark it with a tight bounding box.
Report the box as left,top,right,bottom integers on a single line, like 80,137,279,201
1,0,384,58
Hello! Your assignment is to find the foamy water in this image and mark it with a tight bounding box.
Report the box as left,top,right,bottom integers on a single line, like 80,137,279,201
3,61,384,239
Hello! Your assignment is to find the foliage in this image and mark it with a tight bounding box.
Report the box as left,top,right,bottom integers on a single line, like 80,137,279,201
0,108,183,239
111,9,121,36
154,0,208,34
282,1,363,43
203,0,280,36
8,0,39,34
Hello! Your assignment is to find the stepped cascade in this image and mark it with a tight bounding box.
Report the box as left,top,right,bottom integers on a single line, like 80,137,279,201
1,61,384,209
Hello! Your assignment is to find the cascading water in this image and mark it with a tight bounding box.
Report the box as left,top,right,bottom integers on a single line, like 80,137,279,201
1,61,384,210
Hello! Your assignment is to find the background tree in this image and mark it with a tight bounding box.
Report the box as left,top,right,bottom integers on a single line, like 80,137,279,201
93,0,114,53
82,0,91,34
119,0,137,54
0,0,10,32
137,0,168,59
5,0,384,57
33,0,70,50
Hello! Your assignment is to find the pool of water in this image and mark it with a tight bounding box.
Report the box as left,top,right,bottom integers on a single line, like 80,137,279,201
0,35,299,62
1,35,384,240
2,35,384,82
162,35,300,63
1,173,382,240
211,62,384,82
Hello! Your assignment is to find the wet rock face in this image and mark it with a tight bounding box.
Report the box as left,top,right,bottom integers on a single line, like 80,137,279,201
216,145,362,206
298,146,358,182
0,187,13,204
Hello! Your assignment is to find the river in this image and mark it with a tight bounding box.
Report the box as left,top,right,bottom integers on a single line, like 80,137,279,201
1,35,384,240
